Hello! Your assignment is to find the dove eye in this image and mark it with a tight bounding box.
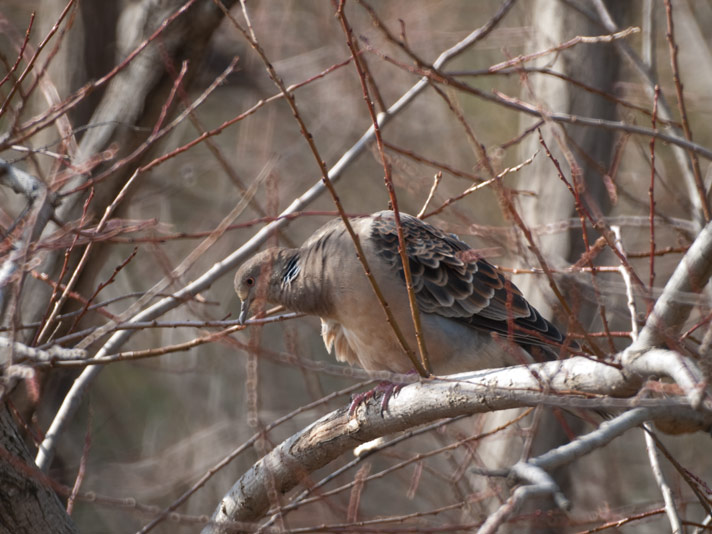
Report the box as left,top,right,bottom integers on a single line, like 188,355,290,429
245,277,255,287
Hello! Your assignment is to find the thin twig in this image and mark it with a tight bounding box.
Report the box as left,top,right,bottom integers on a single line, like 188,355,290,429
648,85,659,315
337,0,431,374
422,153,536,219
488,26,639,72
35,166,143,345
663,0,708,222
612,226,639,340
0,0,77,119
1,0,200,150
363,44,712,162
416,172,442,218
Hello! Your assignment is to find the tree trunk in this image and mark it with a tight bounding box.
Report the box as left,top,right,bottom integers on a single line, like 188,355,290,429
0,404,77,534
482,2,630,531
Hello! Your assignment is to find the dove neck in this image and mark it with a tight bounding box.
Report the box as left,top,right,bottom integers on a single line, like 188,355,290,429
274,248,333,317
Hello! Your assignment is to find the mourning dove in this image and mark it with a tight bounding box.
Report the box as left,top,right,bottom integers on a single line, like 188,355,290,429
234,211,568,376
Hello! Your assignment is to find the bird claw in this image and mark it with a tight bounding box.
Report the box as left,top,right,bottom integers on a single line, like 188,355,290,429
349,381,403,416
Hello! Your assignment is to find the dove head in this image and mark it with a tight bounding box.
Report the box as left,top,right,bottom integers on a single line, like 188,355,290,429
234,247,288,324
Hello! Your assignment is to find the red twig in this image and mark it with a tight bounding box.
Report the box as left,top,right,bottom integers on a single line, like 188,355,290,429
346,464,371,522
68,248,139,333
153,60,188,136
383,140,485,183
681,309,712,342
422,157,534,220
0,12,35,90
648,85,660,316
10,2,80,150
448,66,681,129
488,27,639,73
32,188,94,346
338,0,431,374
104,211,349,243
61,54,355,195
30,271,121,323
536,136,649,298
0,0,76,118
537,132,613,353
66,406,92,515
500,120,545,150
59,56,227,197
663,0,709,223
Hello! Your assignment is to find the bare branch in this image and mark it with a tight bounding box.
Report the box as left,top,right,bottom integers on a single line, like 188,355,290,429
0,337,85,364
643,424,682,534
203,360,710,531
477,462,569,534
635,220,712,350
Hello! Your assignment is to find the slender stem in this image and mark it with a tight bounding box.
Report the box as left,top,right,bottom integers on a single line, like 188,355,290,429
337,1,431,374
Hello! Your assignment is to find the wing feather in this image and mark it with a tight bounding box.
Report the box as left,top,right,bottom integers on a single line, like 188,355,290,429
369,211,565,349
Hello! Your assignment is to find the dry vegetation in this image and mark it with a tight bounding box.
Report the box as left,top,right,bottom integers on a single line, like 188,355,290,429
1,1,712,533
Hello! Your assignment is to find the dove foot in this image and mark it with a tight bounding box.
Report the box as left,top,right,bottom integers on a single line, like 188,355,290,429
349,381,402,416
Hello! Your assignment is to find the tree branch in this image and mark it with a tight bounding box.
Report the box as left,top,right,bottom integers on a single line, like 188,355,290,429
204,356,711,531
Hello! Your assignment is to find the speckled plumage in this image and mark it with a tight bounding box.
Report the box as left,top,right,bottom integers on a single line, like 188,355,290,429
234,211,568,375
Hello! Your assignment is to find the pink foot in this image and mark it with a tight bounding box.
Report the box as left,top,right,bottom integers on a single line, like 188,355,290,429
349,381,403,416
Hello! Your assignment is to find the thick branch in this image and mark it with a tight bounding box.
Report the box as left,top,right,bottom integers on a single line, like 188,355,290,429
635,220,712,349
204,356,711,531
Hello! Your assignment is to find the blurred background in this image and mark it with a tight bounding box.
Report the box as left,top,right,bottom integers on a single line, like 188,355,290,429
1,1,712,532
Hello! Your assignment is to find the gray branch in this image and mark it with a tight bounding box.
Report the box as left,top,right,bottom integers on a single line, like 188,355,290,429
203,357,711,532
477,462,569,534
0,337,86,364
634,220,712,350
0,160,56,318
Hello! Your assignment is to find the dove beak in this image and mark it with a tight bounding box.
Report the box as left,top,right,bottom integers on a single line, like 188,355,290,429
238,297,252,325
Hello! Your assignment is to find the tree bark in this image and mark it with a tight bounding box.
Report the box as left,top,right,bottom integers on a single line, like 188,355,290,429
0,404,77,534
492,2,631,531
